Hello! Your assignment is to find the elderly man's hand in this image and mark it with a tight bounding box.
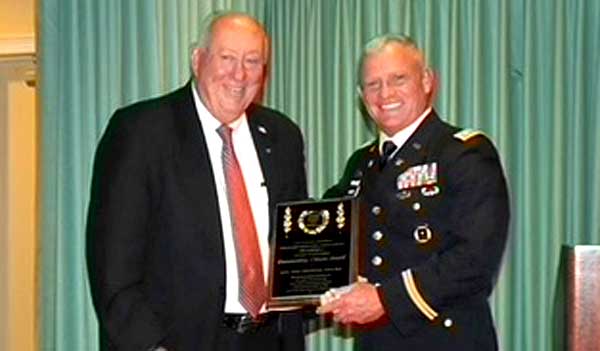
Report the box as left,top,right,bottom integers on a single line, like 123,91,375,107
316,282,385,324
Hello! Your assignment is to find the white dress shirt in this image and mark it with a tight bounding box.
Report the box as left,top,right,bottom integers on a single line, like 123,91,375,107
191,85,270,314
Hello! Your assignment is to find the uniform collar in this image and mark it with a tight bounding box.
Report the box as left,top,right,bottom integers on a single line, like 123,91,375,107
378,107,432,155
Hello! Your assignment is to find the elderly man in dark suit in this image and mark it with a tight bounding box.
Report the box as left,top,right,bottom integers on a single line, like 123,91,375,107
87,12,307,351
318,34,510,351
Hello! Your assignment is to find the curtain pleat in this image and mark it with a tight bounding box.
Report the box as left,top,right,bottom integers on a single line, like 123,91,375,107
40,1,600,350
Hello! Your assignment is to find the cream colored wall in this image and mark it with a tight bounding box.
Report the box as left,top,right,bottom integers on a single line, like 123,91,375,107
0,0,37,351
1,68,37,351
0,0,35,36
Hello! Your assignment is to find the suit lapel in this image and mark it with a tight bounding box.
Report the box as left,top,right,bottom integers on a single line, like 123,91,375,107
169,83,224,251
247,109,279,203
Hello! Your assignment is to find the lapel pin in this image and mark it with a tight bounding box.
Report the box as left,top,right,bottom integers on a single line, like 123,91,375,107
258,125,268,134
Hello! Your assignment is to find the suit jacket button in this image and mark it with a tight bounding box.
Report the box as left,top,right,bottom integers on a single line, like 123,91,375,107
443,318,453,328
412,202,421,211
371,255,383,266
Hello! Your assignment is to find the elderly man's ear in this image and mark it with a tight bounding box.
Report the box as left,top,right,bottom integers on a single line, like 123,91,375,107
191,47,206,77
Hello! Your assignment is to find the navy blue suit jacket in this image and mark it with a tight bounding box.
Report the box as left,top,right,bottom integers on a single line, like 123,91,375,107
87,83,307,350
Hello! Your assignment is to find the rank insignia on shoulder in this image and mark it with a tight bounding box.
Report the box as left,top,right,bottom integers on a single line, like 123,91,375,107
397,162,437,190
453,128,485,142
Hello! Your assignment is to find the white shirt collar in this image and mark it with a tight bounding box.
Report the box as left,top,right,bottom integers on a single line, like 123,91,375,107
378,107,432,154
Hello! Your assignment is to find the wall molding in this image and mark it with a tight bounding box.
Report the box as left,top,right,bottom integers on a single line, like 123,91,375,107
0,37,35,56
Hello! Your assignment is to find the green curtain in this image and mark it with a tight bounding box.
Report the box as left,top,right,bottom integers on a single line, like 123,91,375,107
39,0,600,350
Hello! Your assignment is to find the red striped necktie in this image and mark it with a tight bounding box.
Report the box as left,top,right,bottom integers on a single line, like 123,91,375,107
217,125,267,318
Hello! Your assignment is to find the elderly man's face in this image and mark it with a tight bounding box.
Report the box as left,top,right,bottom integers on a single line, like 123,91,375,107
193,17,266,124
361,43,432,136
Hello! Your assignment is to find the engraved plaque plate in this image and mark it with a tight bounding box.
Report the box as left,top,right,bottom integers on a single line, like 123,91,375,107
267,198,359,309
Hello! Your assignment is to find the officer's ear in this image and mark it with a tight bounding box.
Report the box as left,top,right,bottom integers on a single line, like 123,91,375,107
356,85,372,116
356,85,378,134
424,68,440,105
422,67,434,95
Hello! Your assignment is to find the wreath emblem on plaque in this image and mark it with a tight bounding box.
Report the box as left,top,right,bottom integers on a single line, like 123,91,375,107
298,209,330,235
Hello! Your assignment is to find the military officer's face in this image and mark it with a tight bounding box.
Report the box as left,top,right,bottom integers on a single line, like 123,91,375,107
361,43,433,136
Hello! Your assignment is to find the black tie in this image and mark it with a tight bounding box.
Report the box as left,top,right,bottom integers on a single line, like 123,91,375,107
380,140,397,169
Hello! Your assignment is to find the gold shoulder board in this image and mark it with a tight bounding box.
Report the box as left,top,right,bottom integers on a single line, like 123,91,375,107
453,129,484,142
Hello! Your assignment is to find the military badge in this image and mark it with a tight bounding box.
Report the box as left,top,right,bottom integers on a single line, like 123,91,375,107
421,185,440,197
397,162,437,190
413,224,433,244
396,189,412,200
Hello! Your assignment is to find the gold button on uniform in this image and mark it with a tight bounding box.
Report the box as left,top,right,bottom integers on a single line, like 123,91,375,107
371,205,382,215
412,202,421,211
371,255,383,266
372,230,383,241
443,318,453,328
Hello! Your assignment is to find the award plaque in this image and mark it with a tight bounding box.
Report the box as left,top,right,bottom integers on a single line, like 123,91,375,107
267,197,359,309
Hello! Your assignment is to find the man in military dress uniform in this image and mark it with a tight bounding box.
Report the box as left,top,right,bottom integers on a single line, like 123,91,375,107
317,34,510,351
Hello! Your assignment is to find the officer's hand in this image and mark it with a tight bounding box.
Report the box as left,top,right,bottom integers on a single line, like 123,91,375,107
316,282,385,324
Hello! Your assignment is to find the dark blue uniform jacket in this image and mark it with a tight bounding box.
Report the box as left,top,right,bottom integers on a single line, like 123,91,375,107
325,111,510,351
